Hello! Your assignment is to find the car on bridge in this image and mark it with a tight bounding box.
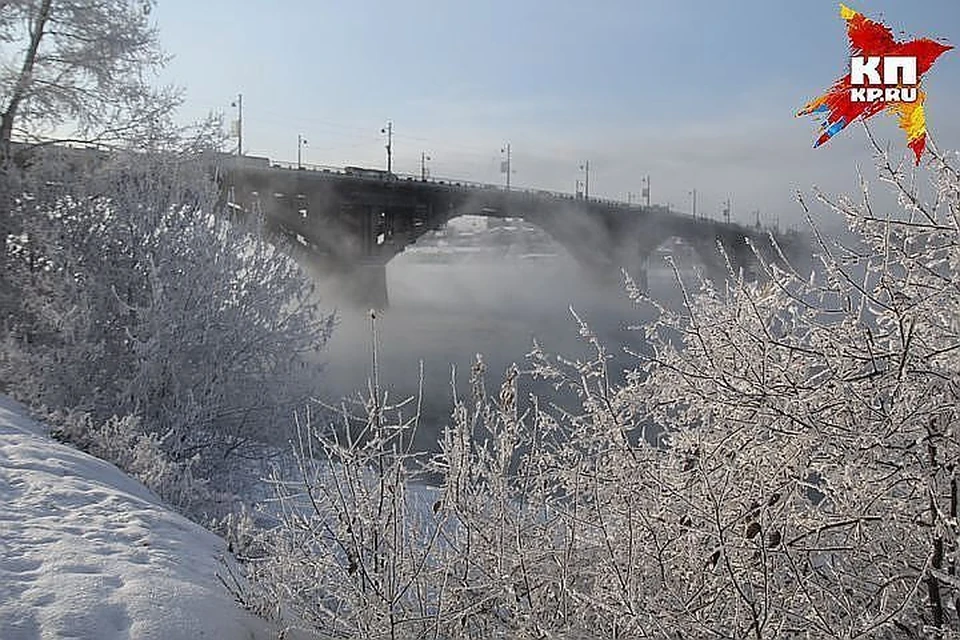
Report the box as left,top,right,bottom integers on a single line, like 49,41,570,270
343,166,393,180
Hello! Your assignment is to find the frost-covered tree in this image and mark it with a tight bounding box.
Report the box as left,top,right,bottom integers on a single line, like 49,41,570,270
0,0,335,530
615,138,960,637
0,0,199,367
0,0,173,152
254,138,960,639
1,142,335,486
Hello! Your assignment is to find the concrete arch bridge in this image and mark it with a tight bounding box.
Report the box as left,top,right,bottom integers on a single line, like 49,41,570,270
220,158,810,307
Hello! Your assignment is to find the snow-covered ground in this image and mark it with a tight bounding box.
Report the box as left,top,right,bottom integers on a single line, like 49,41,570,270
0,394,275,640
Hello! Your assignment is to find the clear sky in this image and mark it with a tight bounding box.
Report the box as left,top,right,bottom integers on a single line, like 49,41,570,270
152,0,959,229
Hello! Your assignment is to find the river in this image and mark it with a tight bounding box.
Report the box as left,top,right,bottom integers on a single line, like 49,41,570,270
313,245,690,453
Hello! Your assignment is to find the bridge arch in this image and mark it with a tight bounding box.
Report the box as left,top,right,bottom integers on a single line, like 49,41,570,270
416,200,761,290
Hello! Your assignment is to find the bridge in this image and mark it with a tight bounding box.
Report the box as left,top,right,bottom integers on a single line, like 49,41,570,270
218,155,809,308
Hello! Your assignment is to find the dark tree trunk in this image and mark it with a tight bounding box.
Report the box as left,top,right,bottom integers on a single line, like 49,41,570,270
0,0,54,146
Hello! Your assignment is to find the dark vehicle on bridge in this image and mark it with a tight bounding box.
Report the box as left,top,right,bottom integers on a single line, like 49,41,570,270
343,166,393,180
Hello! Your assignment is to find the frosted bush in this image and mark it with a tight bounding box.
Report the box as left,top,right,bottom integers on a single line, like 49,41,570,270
1,146,334,482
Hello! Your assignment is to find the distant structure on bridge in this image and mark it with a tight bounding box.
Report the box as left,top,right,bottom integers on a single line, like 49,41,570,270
218,154,810,308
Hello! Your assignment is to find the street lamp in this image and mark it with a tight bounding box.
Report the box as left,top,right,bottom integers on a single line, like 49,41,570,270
579,161,590,199
500,143,512,190
297,134,308,169
420,151,431,181
381,121,393,175
230,93,243,156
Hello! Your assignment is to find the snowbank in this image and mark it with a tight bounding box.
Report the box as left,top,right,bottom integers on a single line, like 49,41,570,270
0,395,275,640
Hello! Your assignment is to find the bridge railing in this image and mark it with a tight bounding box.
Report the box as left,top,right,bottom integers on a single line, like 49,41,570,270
390,173,649,209
264,157,653,207
268,160,350,174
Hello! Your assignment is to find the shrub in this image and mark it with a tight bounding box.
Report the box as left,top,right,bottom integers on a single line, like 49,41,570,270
1,145,334,483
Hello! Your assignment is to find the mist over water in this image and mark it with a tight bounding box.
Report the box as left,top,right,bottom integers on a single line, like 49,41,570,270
313,246,688,453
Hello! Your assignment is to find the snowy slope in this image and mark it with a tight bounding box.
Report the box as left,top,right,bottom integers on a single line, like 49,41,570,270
0,394,275,640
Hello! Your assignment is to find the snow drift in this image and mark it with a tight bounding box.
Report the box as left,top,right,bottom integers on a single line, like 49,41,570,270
0,394,273,640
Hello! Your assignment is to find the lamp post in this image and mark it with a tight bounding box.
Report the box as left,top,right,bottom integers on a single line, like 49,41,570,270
500,143,512,190
297,134,307,169
579,161,590,199
420,151,431,181
230,93,243,156
381,121,393,175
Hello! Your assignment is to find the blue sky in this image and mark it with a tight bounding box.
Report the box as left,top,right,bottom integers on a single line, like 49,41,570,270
153,0,959,228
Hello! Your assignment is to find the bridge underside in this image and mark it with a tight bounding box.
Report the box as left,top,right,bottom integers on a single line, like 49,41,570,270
222,166,795,308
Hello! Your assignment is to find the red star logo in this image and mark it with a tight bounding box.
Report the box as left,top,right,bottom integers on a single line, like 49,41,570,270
798,4,951,164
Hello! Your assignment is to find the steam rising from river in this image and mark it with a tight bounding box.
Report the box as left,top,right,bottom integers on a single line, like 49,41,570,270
312,222,694,452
